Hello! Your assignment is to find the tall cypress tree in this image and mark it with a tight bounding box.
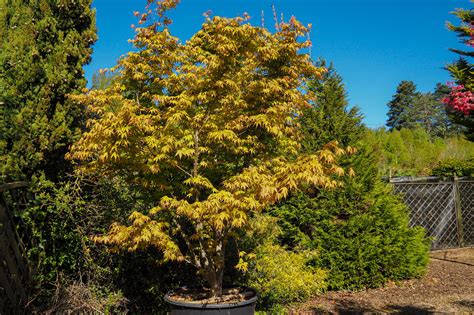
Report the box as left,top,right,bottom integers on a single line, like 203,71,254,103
0,0,97,181
386,80,417,131
300,59,363,151
271,62,429,290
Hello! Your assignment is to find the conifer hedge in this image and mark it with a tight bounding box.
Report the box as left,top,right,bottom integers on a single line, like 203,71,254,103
271,149,430,290
270,60,430,291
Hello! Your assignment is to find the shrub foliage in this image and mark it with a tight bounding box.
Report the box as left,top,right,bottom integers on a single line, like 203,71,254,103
270,63,430,291
432,157,474,177
245,243,326,307
0,0,96,181
272,150,430,290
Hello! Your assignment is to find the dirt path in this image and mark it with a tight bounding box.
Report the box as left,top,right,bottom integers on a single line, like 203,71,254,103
291,248,474,314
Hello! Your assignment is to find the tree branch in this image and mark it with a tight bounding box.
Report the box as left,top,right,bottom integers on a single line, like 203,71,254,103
173,162,193,178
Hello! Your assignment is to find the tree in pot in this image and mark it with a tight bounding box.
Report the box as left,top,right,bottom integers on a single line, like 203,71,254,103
67,0,351,299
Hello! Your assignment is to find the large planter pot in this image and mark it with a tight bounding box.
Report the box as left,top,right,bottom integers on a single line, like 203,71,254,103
164,287,258,315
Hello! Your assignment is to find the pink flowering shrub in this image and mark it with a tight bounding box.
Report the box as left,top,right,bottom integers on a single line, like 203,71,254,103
442,84,474,115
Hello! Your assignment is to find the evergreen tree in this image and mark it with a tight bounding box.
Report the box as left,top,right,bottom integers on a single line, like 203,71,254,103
300,59,364,151
447,7,474,61
443,7,474,141
386,81,457,137
408,93,435,133
0,0,97,181
408,92,452,137
386,81,417,131
433,82,451,100
271,64,429,290
0,1,97,304
271,148,429,290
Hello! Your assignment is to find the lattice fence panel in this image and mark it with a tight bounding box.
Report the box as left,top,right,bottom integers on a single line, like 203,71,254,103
393,182,459,250
459,180,474,247
0,182,31,314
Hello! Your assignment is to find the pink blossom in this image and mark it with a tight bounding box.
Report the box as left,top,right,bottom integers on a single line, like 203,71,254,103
442,83,474,115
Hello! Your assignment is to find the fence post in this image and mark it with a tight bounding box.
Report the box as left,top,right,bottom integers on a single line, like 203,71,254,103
453,176,464,247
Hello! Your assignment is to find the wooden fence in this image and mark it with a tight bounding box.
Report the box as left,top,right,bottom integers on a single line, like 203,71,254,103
392,177,474,250
0,181,31,313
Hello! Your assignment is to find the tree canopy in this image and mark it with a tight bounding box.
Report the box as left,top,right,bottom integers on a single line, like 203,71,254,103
68,0,352,296
0,0,97,181
299,59,364,151
386,81,460,137
386,81,417,131
443,6,474,140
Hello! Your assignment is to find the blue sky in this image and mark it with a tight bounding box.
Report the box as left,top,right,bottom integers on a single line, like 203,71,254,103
85,0,470,128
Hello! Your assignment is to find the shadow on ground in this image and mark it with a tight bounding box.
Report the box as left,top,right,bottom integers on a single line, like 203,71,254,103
303,301,444,314
303,300,377,314
385,305,437,314
454,299,474,310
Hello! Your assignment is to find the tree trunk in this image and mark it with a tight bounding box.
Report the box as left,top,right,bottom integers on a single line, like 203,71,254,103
204,239,225,298
204,263,224,297
210,268,224,297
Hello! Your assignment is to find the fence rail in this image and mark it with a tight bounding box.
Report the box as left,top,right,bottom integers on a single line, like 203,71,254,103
392,177,473,250
0,181,31,313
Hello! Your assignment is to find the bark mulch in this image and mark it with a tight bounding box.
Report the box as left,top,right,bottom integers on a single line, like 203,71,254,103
290,247,474,314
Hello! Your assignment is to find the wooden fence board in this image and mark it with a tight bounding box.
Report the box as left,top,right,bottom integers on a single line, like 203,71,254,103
0,210,27,305
0,238,18,307
0,182,30,313
0,202,28,286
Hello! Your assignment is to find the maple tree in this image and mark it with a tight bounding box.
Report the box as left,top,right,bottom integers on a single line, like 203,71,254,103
68,0,352,297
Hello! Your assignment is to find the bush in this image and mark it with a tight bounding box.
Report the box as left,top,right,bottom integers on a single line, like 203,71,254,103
45,281,127,314
232,215,326,311
431,157,474,177
271,148,430,290
244,243,327,310
23,175,92,293
23,174,193,312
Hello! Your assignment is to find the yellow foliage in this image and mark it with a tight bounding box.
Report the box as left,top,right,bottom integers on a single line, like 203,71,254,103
68,0,348,277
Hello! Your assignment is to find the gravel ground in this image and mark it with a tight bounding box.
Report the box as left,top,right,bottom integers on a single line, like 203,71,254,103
290,247,474,314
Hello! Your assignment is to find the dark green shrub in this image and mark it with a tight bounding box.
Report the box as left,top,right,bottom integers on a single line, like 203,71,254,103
431,157,474,177
269,60,430,291
24,174,92,287
23,174,193,312
270,149,430,290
